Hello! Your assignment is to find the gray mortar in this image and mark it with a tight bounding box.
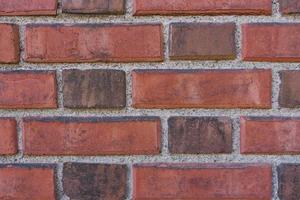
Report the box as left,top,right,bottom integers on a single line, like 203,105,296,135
0,0,300,199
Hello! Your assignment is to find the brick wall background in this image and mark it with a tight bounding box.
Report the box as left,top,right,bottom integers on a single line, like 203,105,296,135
0,0,300,199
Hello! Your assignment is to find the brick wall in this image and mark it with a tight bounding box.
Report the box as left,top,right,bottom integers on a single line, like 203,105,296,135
0,0,300,199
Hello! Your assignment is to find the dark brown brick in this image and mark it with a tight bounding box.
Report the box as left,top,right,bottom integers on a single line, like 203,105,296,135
169,23,236,60
279,71,300,108
62,0,125,14
168,117,232,154
63,163,127,200
63,69,126,108
279,0,300,14
278,164,300,200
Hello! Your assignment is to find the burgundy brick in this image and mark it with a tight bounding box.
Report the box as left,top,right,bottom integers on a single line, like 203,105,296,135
279,71,300,108
134,0,272,15
170,23,236,60
62,0,125,14
0,119,17,155
278,164,300,200
242,23,300,62
132,69,272,109
63,163,127,200
0,24,19,64
133,164,272,200
168,117,232,154
25,24,163,63
63,69,126,108
279,0,300,14
0,0,57,16
0,71,57,109
0,165,55,200
23,117,161,155
241,117,300,154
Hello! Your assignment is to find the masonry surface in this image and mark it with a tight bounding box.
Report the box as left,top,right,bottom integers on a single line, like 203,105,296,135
0,0,300,200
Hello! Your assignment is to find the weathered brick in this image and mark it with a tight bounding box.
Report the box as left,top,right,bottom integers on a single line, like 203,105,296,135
0,71,57,109
0,24,19,64
279,71,300,108
168,117,232,154
132,70,272,109
23,117,161,155
63,163,127,200
25,24,163,63
241,117,300,154
0,0,57,16
133,164,272,200
0,165,55,200
242,23,300,62
278,164,300,200
134,0,272,15
279,0,300,14
63,69,126,108
62,0,125,14
170,23,236,60
0,119,17,155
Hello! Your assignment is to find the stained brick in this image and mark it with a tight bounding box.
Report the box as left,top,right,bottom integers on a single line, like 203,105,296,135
278,164,300,200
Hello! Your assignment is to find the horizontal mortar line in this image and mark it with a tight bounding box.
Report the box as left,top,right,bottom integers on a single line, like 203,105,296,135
1,155,300,164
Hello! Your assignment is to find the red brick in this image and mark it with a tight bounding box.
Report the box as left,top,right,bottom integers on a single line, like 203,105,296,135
242,23,300,62
0,165,55,200
23,117,161,155
279,70,300,108
133,164,272,200
0,0,57,16
241,117,300,154
132,70,272,109
0,71,57,109
134,0,271,16
278,164,300,200
25,24,163,63
169,23,236,60
0,24,19,64
0,119,17,155
279,0,300,14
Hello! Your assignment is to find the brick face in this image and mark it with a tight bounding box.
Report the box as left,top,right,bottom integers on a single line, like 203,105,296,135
133,164,272,200
242,23,300,62
170,23,236,60
278,164,300,200
0,165,55,200
134,0,272,15
241,117,300,154
63,69,126,108
132,70,272,109
279,0,300,14
279,71,300,108
168,117,232,154
0,119,17,155
0,0,57,16
23,117,161,155
25,24,163,63
0,24,19,64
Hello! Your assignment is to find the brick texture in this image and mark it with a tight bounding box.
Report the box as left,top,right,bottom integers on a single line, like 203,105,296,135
279,0,300,14
133,164,272,200
134,0,272,16
23,117,161,155
278,164,300,200
241,117,300,154
0,71,57,109
0,165,55,200
0,119,17,155
132,70,272,109
0,0,57,16
0,24,19,64
63,69,126,108
25,24,163,63
170,23,236,60
279,71,300,108
62,0,125,14
63,163,127,200
168,117,232,154
242,23,300,62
